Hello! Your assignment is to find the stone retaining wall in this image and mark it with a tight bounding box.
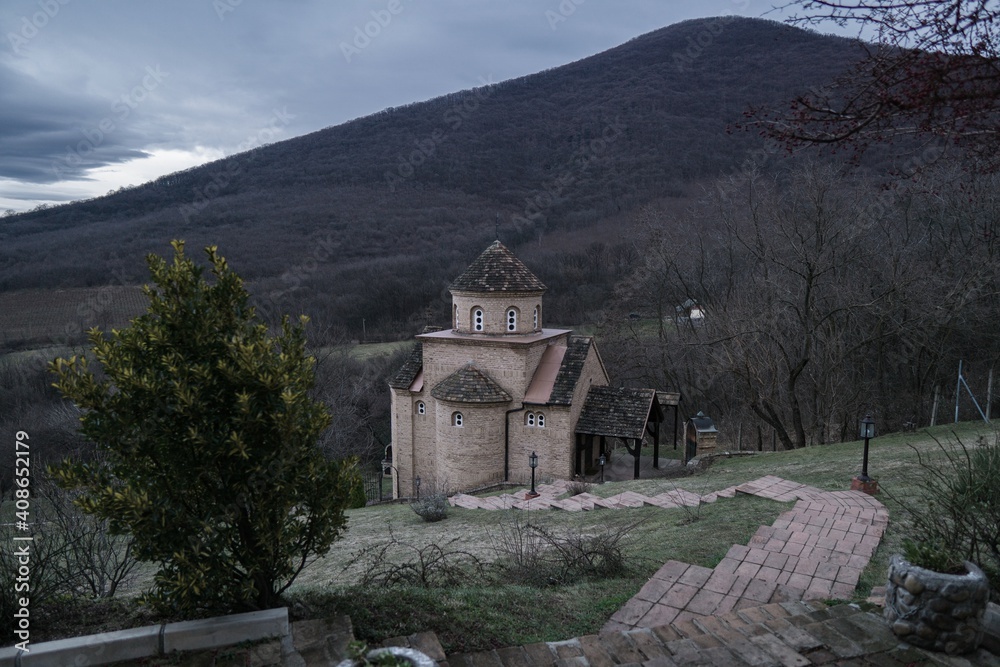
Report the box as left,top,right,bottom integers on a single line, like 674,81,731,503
0,608,290,667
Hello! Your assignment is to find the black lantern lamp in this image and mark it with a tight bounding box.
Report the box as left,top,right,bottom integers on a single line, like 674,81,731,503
598,453,606,484
850,414,879,495
859,414,875,481
527,451,539,498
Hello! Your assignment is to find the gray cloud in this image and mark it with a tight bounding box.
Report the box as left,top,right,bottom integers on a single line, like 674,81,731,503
0,0,830,209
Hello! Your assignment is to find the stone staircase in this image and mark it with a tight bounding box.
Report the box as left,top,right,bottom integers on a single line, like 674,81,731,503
441,600,1000,667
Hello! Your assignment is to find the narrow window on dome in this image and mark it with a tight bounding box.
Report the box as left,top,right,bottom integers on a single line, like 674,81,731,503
507,308,517,332
416,401,425,415
453,412,464,427
526,412,535,427
533,306,539,330
473,308,484,332
537,412,545,428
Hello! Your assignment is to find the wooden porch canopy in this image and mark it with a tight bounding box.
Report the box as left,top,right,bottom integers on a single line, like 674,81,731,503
574,386,663,480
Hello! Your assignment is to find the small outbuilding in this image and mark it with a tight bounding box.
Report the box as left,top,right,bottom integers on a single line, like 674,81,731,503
684,411,718,463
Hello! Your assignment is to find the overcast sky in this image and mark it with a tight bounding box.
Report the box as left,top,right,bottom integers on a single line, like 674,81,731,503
0,0,853,213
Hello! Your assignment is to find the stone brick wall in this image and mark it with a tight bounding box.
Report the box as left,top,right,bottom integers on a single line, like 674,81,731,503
411,394,437,495
420,334,567,404
569,344,611,427
389,387,414,499
509,406,573,481
391,328,607,496
452,290,543,335
433,400,506,490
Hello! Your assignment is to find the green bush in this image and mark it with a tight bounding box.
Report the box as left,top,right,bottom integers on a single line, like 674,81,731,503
410,494,448,522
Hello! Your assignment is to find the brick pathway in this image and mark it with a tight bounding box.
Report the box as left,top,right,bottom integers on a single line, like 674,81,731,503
448,479,708,511
441,600,1000,666
604,477,888,633
449,475,890,634
382,474,1000,665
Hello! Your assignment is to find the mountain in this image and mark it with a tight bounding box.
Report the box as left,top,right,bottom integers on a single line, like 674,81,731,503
0,17,866,339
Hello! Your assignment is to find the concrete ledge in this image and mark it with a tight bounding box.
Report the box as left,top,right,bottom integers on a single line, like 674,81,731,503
0,608,289,667
163,608,289,653
15,625,161,667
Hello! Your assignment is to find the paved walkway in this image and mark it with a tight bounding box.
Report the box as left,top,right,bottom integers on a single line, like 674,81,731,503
438,600,1000,666
432,475,1000,665
603,479,888,632
450,475,890,634
449,478,704,511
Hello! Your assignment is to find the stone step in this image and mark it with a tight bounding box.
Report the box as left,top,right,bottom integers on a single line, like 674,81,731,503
445,601,876,667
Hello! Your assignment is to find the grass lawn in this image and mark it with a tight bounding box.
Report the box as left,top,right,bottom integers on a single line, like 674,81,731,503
9,420,995,653
284,419,996,652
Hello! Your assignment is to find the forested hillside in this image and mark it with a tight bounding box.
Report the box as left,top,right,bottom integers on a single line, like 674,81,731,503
0,17,867,340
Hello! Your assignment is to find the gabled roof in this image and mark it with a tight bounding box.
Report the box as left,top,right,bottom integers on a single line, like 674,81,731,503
449,240,546,293
548,336,594,405
388,344,423,390
576,386,659,440
431,363,512,404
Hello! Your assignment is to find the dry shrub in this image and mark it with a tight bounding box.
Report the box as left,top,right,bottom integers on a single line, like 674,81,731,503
344,527,484,588
410,493,449,522
487,512,645,586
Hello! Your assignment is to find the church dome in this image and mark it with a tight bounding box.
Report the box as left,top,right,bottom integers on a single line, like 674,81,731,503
449,241,546,335
449,240,546,293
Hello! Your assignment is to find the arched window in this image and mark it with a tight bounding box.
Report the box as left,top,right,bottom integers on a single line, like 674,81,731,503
507,308,517,332
453,304,458,329
416,401,425,415
536,412,545,428
473,308,484,332
533,306,539,330
452,412,464,427
525,412,535,426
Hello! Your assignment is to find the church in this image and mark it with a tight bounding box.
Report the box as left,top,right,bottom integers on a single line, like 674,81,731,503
387,241,669,498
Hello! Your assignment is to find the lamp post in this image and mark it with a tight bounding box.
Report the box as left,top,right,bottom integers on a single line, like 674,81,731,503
527,451,539,498
380,459,400,501
415,476,421,500
859,414,875,481
598,453,606,484
851,414,879,495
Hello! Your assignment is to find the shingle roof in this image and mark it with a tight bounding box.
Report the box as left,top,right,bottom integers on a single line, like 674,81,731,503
431,363,512,404
576,386,658,440
388,344,422,390
548,336,593,406
449,241,547,293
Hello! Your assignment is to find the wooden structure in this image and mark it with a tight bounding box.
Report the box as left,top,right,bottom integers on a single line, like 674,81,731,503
575,387,663,480
684,411,718,464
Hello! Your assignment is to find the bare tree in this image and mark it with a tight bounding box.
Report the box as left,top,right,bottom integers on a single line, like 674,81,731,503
758,1,1000,168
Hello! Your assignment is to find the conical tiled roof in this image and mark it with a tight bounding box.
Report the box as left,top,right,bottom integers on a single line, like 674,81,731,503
449,241,546,293
431,363,512,404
